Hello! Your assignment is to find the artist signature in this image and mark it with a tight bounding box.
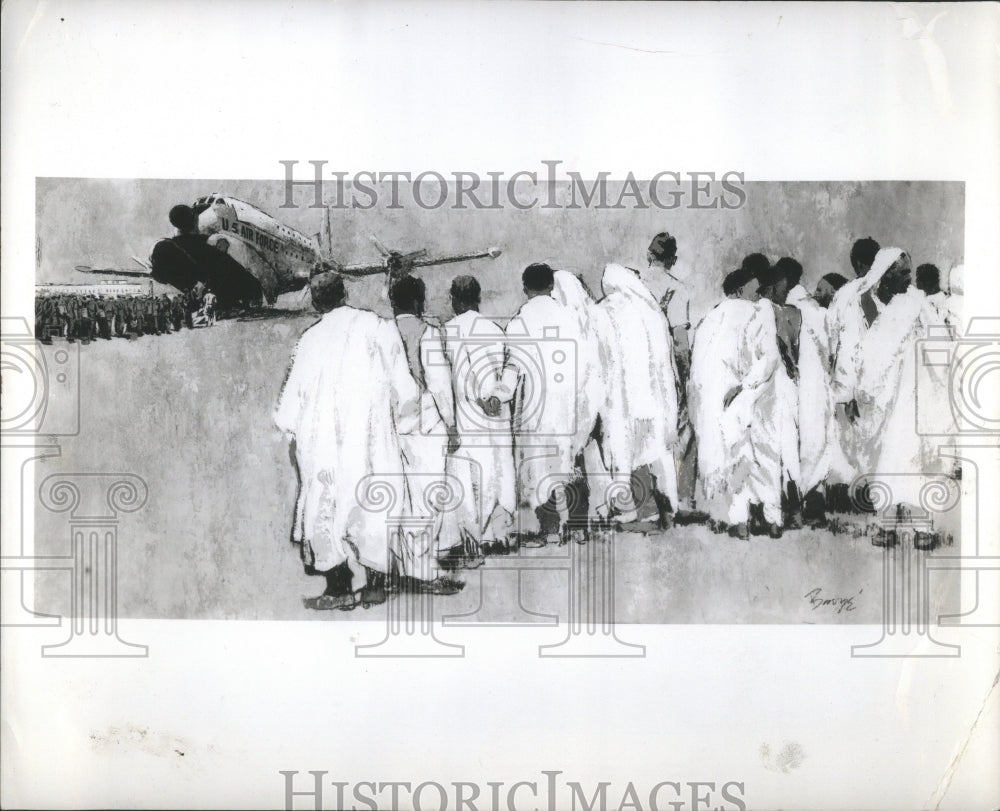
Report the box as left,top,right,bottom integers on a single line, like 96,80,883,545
803,587,861,614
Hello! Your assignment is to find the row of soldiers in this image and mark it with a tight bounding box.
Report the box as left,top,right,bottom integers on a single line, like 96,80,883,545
34,287,218,344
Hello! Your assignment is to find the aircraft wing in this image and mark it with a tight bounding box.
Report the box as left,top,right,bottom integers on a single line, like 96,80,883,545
337,262,391,277
334,247,502,278
75,265,153,278
409,247,501,268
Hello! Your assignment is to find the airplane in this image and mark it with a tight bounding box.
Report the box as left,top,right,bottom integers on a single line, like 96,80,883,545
76,193,501,308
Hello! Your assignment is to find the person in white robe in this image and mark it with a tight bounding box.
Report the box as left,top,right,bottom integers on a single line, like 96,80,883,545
647,232,697,512
825,237,881,508
441,275,516,553
813,273,849,310
782,257,835,524
943,264,965,480
274,273,420,610
596,263,679,528
811,272,854,495
854,248,950,543
551,270,621,525
737,261,801,536
832,246,907,481
947,264,964,334
827,237,882,397
913,261,961,450
389,276,464,593
916,263,952,326
688,267,759,538
481,263,584,545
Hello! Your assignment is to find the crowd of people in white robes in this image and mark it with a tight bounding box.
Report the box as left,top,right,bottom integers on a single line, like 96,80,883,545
274,233,961,610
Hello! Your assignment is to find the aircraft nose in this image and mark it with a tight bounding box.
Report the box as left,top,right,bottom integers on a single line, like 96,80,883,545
197,204,221,234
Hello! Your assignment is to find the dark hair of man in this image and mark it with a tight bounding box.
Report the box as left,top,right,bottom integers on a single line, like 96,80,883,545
450,275,481,309
168,204,197,232
822,272,849,291
310,272,346,313
389,275,426,314
740,252,771,279
850,237,880,269
648,232,677,264
776,257,803,288
723,269,748,296
916,263,941,294
522,263,555,292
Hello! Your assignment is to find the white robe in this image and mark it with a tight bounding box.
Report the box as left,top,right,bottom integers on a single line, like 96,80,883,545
486,294,582,522
787,284,836,494
826,275,869,486
552,271,618,516
394,314,459,577
737,300,799,525
597,264,679,510
552,272,603,455
274,306,420,574
923,290,951,327
826,249,906,485
948,265,964,334
826,275,867,402
855,286,941,506
689,297,758,524
442,309,516,542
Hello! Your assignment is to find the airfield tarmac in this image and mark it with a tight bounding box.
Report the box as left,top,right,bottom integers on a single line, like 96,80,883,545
33,305,961,625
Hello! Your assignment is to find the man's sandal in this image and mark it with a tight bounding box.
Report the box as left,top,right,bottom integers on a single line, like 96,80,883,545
304,592,357,611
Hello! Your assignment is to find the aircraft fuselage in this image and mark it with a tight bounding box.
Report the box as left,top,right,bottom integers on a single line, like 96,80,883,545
190,194,317,301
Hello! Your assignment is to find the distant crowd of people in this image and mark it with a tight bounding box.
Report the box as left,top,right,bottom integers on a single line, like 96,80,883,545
275,232,962,610
35,284,218,344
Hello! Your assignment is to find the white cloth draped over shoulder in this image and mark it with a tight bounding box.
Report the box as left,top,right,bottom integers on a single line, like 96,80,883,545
442,310,516,542
274,306,420,573
484,294,582,514
552,270,618,515
597,263,679,508
922,290,952,329
948,265,965,334
733,300,798,525
855,284,944,506
827,275,866,403
787,284,836,493
829,248,904,400
552,271,606,454
688,297,758,522
393,314,459,575
826,248,903,482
